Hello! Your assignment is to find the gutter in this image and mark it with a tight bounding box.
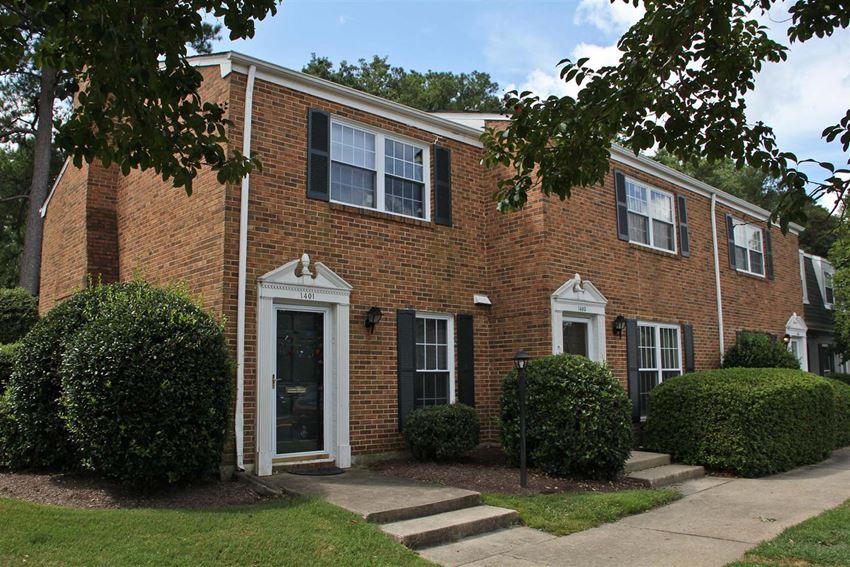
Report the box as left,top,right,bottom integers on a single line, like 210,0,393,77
711,194,725,358
235,64,257,472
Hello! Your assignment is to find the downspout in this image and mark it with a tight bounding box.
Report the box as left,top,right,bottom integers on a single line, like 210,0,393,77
710,193,725,359
236,64,257,471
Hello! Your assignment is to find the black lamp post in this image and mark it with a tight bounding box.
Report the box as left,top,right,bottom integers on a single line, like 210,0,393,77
514,349,531,488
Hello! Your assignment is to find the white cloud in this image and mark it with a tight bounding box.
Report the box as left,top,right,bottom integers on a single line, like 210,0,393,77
506,42,623,98
574,0,644,35
572,42,623,69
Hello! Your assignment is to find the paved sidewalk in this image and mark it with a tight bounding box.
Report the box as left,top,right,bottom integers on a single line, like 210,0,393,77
423,448,850,567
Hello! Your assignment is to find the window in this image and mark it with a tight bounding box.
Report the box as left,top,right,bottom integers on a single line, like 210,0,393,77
414,315,453,408
625,179,676,252
330,120,429,220
824,269,834,307
637,323,681,418
732,221,765,276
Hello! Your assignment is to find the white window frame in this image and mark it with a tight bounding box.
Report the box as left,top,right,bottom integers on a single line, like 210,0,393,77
823,268,834,309
330,117,431,222
731,219,765,277
414,313,455,407
625,177,678,253
637,321,683,384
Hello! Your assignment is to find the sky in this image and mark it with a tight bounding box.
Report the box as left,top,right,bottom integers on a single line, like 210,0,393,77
211,0,850,186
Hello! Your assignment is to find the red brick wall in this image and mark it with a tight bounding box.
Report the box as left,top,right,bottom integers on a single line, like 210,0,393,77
225,72,495,462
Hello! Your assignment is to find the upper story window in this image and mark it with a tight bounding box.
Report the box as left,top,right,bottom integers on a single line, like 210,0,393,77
625,179,676,252
732,222,765,277
415,314,453,408
330,120,429,220
824,269,834,307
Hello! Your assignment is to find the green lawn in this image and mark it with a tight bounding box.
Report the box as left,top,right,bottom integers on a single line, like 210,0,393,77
482,489,681,536
0,496,430,567
729,499,850,567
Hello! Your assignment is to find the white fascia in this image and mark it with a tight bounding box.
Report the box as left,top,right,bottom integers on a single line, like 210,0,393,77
609,146,804,235
189,52,484,148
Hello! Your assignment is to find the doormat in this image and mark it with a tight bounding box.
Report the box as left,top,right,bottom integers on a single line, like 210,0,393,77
288,467,345,476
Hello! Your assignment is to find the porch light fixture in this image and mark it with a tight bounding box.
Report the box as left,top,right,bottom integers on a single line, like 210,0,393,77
613,315,627,338
513,349,531,488
365,307,383,334
782,334,791,345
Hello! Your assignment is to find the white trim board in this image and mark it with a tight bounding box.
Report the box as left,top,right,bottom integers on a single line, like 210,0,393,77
189,52,484,148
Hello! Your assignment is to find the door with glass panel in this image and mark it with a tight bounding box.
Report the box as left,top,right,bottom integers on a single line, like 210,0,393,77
637,324,681,419
562,318,590,357
275,309,325,455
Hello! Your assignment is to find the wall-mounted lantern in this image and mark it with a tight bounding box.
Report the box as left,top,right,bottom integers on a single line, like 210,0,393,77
365,307,383,334
613,315,627,338
782,334,792,345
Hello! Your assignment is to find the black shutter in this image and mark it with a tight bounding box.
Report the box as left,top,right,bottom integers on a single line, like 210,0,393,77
677,195,690,257
764,228,774,280
434,145,452,226
457,314,475,406
726,215,737,269
683,324,695,373
615,170,629,241
307,108,330,201
626,319,640,422
396,309,416,429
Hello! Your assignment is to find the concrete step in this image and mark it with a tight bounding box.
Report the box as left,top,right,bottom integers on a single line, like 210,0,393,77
419,526,555,566
627,464,705,488
368,492,482,524
625,451,672,474
381,505,520,549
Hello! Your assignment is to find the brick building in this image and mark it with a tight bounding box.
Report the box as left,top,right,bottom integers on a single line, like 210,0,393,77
39,52,806,476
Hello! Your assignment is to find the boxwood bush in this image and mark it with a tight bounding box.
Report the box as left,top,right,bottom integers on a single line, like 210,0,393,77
722,332,800,369
644,369,835,477
0,343,19,391
0,288,38,344
831,373,850,387
6,284,125,469
826,378,850,448
500,354,632,480
403,403,479,461
60,284,232,486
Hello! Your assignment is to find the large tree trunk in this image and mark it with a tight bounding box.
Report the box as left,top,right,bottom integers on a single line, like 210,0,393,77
18,66,57,296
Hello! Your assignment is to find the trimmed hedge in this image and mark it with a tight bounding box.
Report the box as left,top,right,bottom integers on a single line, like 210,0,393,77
722,332,800,369
826,378,850,448
60,284,232,486
0,391,25,469
500,354,632,480
6,284,126,469
831,373,850,387
644,369,836,477
0,288,38,344
403,403,479,461
0,343,19,391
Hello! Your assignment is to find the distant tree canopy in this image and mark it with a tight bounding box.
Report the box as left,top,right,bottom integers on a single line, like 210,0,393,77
653,150,839,258
303,54,503,112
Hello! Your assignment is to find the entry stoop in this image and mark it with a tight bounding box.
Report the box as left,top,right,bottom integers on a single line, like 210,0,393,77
625,451,705,487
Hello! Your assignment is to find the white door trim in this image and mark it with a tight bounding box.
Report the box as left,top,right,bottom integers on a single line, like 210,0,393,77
256,254,352,476
551,273,608,363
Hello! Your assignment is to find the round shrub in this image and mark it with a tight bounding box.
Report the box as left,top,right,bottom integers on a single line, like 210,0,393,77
60,284,232,486
831,373,850,387
403,404,479,461
0,391,26,469
0,342,19,392
0,288,38,344
500,354,632,480
722,332,800,369
644,369,835,477
825,378,850,449
6,283,129,469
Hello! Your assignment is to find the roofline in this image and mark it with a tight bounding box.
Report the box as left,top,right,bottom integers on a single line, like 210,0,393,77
39,157,70,218
188,51,485,148
609,145,804,234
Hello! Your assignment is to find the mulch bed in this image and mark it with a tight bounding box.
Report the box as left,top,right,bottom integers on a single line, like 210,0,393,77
371,446,647,495
0,471,274,509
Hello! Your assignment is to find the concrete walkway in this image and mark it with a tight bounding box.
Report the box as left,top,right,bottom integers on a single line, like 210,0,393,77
422,448,850,567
